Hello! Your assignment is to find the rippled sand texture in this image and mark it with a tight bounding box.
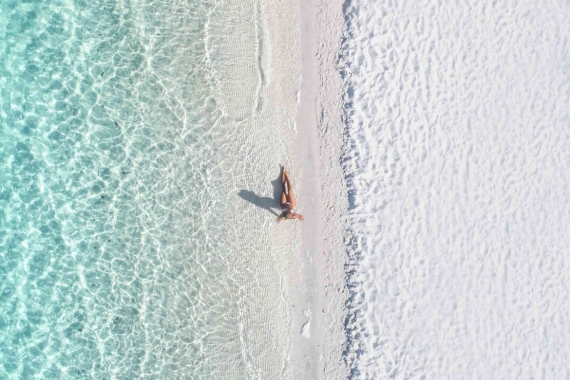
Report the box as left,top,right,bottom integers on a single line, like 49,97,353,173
342,0,570,378
0,0,292,378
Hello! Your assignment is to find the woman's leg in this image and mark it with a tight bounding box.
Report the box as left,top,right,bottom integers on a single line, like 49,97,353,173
281,167,288,205
282,168,297,209
287,184,296,209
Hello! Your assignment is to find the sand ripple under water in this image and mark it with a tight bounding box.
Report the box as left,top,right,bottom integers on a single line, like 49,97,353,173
0,0,294,378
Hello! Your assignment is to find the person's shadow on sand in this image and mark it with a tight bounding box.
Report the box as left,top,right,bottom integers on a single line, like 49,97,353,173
238,172,282,216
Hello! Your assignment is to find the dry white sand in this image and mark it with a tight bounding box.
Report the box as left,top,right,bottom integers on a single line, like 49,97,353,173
341,0,570,378
273,0,570,378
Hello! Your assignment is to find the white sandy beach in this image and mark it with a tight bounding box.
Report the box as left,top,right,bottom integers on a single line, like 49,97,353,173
262,0,349,378
155,0,570,378
286,1,570,379
340,0,570,378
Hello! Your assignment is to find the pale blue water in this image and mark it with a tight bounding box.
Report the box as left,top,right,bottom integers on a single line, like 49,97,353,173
0,0,269,378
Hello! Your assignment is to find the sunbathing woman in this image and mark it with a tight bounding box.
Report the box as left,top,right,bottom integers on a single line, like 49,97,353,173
277,166,304,222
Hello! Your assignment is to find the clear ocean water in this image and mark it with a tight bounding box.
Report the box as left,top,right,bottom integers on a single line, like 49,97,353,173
1,0,288,378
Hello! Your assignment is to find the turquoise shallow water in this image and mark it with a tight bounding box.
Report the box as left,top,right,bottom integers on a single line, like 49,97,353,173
0,0,281,378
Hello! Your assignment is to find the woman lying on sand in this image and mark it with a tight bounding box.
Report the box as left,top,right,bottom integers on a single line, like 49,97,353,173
277,166,304,222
